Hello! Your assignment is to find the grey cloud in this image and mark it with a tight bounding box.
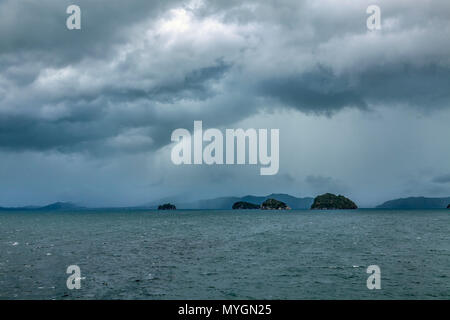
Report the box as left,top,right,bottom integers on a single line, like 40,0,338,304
305,175,347,195
0,0,180,64
106,59,232,103
258,63,450,115
257,67,368,115
432,174,450,184
1,0,450,156
357,64,450,110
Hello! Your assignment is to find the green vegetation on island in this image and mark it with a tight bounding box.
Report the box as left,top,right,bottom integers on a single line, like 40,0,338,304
158,203,176,210
310,193,357,210
261,198,291,210
0,202,84,211
232,201,260,209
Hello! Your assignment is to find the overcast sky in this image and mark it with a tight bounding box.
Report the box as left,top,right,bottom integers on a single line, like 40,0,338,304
1,0,450,207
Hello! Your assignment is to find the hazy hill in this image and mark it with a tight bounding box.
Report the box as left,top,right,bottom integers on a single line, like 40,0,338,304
0,202,84,211
174,193,314,209
376,197,450,209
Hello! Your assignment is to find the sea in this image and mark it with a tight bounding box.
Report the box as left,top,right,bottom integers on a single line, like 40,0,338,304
0,209,449,299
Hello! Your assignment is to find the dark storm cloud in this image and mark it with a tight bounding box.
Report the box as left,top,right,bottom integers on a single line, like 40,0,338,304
432,174,450,184
257,67,368,115
1,0,450,156
104,59,232,104
258,63,450,114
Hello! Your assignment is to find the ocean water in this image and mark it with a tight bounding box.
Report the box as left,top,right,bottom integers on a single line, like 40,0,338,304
0,209,449,300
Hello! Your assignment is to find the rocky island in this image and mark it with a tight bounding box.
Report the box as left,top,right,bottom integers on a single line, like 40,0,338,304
232,201,260,209
447,204,450,209
261,198,291,210
310,193,357,210
158,203,176,210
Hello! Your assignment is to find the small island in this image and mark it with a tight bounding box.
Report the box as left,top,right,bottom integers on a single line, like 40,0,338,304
447,204,450,209
261,198,291,210
232,201,260,209
158,203,176,210
310,193,357,210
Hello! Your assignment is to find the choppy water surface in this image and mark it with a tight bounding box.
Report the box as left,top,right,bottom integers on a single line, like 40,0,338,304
0,209,449,299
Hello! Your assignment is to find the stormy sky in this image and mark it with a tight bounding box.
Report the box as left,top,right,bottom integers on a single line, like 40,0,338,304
1,0,450,207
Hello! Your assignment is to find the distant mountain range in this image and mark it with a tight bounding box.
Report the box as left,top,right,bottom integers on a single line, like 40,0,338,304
1,195,450,211
0,195,313,211
0,202,84,211
172,193,315,210
376,197,450,209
